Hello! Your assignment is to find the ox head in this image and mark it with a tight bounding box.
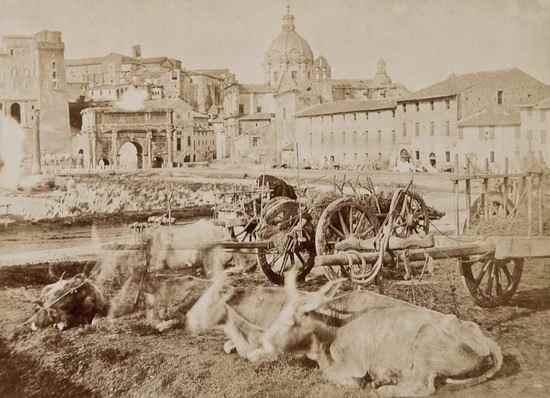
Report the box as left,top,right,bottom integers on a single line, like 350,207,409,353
249,271,346,361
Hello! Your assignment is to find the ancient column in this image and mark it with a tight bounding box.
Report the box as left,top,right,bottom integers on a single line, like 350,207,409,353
111,130,118,169
166,128,173,168
146,130,153,169
90,130,97,169
31,109,42,174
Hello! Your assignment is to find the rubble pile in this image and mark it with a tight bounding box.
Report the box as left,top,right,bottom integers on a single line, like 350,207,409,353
43,177,230,218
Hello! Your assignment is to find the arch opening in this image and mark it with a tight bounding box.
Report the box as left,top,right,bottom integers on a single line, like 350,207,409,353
10,103,21,124
119,141,143,169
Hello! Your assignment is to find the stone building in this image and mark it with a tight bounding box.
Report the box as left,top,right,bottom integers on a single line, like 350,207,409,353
0,30,71,160
294,99,398,168
396,68,550,171
188,69,228,115
224,7,408,164
518,97,550,169
78,96,214,169
65,46,194,104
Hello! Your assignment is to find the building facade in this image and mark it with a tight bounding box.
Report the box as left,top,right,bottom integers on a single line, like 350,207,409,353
78,97,214,169
0,30,71,163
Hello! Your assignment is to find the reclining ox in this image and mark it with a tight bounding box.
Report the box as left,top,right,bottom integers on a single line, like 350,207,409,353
185,270,343,359
247,275,503,397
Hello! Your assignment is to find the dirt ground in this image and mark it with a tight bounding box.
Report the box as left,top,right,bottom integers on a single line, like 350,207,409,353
1,250,549,398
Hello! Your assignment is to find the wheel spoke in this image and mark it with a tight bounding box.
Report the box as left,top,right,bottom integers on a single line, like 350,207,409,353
474,259,491,287
485,263,494,296
500,263,513,286
328,223,346,239
353,212,366,234
349,207,354,234
495,265,503,296
357,225,374,238
338,211,349,236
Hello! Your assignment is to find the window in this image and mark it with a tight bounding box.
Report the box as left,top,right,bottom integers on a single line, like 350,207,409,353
187,136,191,146
490,151,495,163
172,70,178,80
391,130,396,144
9,49,14,56
541,110,546,122
430,101,434,111
291,71,297,80
365,112,369,120
283,108,286,119
445,99,450,109
392,110,396,118
415,123,420,137
489,127,495,140
353,113,357,121
377,130,382,144
445,121,450,136
430,122,435,136
541,130,547,144
53,81,58,89
365,130,369,143
416,102,420,112
239,104,244,114
52,71,57,79
177,138,182,151
402,122,407,137
497,90,503,105
256,106,262,113
445,151,451,162
402,104,406,113
515,126,521,139
52,61,56,69
352,131,357,145
342,131,347,145
458,127,464,140
415,151,420,160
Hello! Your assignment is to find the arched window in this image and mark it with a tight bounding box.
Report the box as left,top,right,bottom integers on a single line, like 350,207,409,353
10,103,21,123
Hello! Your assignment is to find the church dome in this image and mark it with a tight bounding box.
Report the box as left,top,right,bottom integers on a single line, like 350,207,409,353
266,11,314,65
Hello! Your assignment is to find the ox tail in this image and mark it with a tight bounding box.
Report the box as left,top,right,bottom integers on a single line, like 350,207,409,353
445,338,503,388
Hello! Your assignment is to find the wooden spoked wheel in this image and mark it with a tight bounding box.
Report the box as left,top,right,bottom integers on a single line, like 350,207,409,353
459,255,523,307
257,221,316,285
392,191,430,238
315,197,380,281
229,218,259,242
471,191,514,223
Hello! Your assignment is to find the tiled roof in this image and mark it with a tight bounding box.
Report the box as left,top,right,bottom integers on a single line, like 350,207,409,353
239,83,273,94
401,68,545,102
296,99,396,117
458,107,520,127
190,68,230,77
238,112,275,121
66,54,178,67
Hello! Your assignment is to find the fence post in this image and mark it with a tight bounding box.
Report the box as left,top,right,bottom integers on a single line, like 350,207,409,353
454,154,460,235
465,158,472,230
538,173,544,235
482,158,489,220
527,172,533,236
503,157,509,217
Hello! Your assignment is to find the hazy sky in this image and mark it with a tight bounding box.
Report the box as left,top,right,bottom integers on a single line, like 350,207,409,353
1,0,549,91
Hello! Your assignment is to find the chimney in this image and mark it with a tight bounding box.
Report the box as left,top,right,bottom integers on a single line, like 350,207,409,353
132,45,141,59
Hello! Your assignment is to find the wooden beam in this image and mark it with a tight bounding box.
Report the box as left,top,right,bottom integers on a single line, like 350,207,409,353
314,240,495,268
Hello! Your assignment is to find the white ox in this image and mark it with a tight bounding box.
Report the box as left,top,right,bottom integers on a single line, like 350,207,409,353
247,275,503,397
185,270,343,359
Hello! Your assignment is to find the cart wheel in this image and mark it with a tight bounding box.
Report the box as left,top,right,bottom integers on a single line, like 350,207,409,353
470,191,514,223
262,198,299,229
392,191,430,238
257,224,316,285
459,255,523,307
230,219,259,242
315,197,380,280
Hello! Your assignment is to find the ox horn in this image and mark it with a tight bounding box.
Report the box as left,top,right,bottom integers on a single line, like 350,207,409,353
301,278,347,313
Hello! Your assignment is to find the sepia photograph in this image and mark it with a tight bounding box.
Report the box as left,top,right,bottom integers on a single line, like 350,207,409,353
0,0,549,397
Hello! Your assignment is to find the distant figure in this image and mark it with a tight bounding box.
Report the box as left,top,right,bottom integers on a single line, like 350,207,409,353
98,158,105,169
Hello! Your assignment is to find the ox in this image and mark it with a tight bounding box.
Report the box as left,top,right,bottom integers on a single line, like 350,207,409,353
27,274,108,331
248,275,503,397
185,269,342,359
